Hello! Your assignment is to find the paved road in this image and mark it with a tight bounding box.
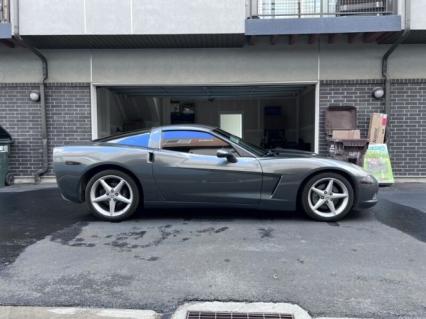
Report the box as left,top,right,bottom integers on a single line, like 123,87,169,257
380,183,426,213
0,185,425,319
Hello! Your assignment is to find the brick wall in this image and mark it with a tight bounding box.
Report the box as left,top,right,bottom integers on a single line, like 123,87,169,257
46,84,92,174
0,84,43,176
320,79,426,177
0,83,91,177
389,79,426,176
1,81,425,178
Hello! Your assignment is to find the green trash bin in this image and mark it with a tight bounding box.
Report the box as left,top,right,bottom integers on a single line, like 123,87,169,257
0,126,13,187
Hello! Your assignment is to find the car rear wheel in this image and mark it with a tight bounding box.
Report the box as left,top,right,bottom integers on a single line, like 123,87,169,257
301,172,354,221
85,170,140,221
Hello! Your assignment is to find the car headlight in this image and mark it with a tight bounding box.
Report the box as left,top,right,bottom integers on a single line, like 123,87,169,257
360,175,377,184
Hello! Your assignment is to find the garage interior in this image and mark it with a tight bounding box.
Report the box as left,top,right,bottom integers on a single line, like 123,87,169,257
96,85,316,151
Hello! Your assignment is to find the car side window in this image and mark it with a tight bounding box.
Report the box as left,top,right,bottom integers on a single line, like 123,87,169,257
161,130,236,156
110,132,150,148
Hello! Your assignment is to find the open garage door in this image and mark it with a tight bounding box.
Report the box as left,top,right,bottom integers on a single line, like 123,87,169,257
95,85,316,151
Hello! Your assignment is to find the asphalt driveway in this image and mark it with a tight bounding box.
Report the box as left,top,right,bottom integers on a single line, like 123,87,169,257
0,184,425,319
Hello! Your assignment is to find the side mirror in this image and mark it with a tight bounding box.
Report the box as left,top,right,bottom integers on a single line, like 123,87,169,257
217,149,237,163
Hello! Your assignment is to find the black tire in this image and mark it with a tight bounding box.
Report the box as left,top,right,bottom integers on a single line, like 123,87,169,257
85,169,140,222
301,172,354,222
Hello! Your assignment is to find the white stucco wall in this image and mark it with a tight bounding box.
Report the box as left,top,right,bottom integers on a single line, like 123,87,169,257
18,0,246,36
1,42,426,84
19,0,86,35
91,45,318,85
409,0,426,30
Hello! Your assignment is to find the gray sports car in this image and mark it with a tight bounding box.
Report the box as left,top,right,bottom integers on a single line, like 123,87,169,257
53,124,378,222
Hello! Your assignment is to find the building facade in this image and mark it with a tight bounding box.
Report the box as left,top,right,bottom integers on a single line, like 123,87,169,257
0,0,425,182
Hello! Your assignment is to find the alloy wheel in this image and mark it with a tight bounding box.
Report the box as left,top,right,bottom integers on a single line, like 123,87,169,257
307,177,349,218
89,175,133,217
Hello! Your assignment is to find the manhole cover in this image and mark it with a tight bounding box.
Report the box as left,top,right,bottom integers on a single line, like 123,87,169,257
187,312,294,319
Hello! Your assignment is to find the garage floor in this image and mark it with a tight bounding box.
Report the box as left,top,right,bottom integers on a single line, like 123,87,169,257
0,185,425,319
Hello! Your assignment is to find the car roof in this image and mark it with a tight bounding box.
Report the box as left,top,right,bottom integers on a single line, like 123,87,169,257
92,124,215,142
155,124,215,132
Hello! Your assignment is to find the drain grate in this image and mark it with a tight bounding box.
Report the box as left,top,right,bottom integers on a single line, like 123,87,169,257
187,312,294,319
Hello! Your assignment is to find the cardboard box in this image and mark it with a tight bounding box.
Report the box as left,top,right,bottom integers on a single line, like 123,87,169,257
325,106,357,137
332,129,361,140
368,113,387,144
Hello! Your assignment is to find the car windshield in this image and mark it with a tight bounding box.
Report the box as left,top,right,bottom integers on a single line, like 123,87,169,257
213,128,268,157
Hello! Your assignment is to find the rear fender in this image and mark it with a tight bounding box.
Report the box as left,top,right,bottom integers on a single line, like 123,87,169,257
78,162,144,203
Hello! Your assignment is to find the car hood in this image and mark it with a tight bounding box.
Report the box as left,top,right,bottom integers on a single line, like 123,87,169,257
260,148,370,178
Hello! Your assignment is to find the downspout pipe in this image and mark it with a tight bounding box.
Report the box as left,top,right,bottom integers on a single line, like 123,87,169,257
12,0,49,183
30,47,49,183
381,0,411,119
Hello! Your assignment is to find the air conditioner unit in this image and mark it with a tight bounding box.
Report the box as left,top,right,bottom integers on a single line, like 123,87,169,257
336,0,387,15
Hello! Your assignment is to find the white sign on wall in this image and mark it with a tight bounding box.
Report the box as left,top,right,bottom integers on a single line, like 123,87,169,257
220,113,243,138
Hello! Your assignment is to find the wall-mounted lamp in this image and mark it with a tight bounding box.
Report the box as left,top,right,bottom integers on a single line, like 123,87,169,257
29,91,40,102
372,87,385,100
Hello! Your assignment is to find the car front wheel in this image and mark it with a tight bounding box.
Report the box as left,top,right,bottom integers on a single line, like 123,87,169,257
85,170,140,221
301,172,354,221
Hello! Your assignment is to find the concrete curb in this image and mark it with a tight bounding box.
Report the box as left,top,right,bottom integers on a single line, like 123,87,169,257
13,176,57,184
0,307,160,319
0,183,57,193
0,305,376,319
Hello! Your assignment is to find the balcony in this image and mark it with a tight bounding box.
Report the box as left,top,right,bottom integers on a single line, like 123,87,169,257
250,0,398,18
0,0,12,39
246,0,402,39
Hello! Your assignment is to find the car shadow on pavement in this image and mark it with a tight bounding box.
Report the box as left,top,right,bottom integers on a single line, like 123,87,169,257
374,198,426,243
0,187,375,270
132,206,373,223
136,207,307,221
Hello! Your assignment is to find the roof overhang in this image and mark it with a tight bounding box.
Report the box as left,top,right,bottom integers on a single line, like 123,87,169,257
19,34,245,49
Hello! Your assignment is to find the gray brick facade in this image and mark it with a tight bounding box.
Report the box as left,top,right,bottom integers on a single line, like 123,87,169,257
319,79,385,156
389,79,426,177
1,80,425,179
0,83,91,177
0,84,43,177
46,84,92,174
320,79,426,177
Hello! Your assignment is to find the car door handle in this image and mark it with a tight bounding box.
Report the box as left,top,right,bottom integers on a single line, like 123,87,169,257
147,151,155,163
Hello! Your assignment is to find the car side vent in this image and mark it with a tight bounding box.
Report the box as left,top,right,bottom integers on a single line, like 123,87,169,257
187,312,294,319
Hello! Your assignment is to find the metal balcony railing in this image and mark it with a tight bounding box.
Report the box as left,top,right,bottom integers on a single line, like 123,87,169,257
248,0,398,19
0,0,10,23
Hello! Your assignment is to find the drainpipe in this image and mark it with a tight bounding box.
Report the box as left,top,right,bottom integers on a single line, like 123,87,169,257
12,0,49,183
30,48,49,183
381,0,411,123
